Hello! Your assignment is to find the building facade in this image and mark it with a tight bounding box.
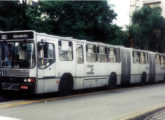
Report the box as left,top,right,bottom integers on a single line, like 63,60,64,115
130,0,165,23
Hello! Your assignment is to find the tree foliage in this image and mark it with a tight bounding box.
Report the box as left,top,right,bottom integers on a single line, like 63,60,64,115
34,1,118,43
129,6,165,52
0,1,22,30
110,26,129,46
0,1,127,45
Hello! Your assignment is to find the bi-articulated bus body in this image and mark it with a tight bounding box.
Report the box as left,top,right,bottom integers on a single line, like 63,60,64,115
0,30,165,94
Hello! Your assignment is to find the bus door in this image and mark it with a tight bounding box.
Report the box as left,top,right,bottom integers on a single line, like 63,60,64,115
75,44,85,89
37,36,56,93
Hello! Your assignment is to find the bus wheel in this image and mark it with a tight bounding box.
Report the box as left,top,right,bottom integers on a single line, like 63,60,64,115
58,73,73,96
141,72,147,84
108,73,117,89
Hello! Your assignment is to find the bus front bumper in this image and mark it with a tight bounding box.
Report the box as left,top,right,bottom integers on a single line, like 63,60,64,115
1,82,34,92
0,77,35,92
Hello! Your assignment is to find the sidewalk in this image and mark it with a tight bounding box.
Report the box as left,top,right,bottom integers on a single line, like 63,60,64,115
130,107,165,120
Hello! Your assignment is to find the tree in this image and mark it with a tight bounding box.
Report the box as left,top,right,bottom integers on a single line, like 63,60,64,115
110,25,129,46
0,1,23,31
34,1,117,43
0,1,123,45
129,6,165,52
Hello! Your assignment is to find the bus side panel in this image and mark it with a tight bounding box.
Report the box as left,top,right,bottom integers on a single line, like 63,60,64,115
74,43,85,90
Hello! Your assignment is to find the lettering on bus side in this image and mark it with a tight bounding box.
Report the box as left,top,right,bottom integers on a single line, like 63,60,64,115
86,64,94,75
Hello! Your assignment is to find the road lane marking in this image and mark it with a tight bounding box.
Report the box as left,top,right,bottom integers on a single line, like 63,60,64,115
120,103,165,120
0,116,20,120
0,100,44,109
0,83,165,109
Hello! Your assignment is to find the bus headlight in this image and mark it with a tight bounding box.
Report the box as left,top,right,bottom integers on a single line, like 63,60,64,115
24,78,28,82
24,78,35,83
28,78,35,83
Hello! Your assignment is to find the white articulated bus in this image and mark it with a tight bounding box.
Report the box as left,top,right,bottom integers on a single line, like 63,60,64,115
0,30,165,94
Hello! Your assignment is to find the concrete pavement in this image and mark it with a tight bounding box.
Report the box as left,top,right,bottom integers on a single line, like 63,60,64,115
0,84,165,120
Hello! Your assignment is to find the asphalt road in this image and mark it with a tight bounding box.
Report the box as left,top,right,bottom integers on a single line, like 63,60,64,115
0,84,165,120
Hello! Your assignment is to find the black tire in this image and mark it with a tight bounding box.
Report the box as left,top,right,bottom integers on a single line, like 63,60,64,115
58,73,73,96
141,72,147,84
108,73,117,89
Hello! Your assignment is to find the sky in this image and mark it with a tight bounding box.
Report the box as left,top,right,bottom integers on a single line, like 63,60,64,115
108,0,130,28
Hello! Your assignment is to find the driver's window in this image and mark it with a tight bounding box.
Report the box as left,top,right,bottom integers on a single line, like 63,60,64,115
38,42,55,69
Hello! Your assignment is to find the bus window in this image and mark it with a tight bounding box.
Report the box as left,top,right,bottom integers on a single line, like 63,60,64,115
38,42,55,68
97,46,107,62
86,44,97,62
108,48,116,63
156,54,160,65
140,52,145,64
133,51,140,64
160,55,164,65
76,45,84,64
116,48,120,63
59,40,73,61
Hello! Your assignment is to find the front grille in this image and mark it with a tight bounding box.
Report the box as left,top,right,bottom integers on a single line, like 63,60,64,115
0,77,24,83
2,82,19,90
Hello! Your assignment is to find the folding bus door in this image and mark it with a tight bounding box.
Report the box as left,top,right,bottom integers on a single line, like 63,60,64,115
75,43,85,89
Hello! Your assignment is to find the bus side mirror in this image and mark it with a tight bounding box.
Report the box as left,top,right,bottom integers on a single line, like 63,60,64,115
45,42,49,49
37,43,42,51
97,46,99,53
44,43,49,58
86,45,88,52
58,41,61,46
93,45,97,53
69,41,72,46
105,47,108,54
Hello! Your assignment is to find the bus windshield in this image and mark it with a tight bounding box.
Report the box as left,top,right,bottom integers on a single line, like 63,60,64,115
0,41,35,68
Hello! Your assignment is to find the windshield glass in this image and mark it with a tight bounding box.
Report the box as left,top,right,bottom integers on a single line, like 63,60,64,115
0,41,35,68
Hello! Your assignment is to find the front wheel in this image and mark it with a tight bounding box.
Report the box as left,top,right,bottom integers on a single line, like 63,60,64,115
58,73,73,96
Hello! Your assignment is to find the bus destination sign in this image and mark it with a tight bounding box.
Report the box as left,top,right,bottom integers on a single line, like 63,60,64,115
0,32,34,40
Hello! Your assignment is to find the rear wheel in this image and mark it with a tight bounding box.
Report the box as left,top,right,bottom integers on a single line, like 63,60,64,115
58,73,73,96
108,73,117,89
